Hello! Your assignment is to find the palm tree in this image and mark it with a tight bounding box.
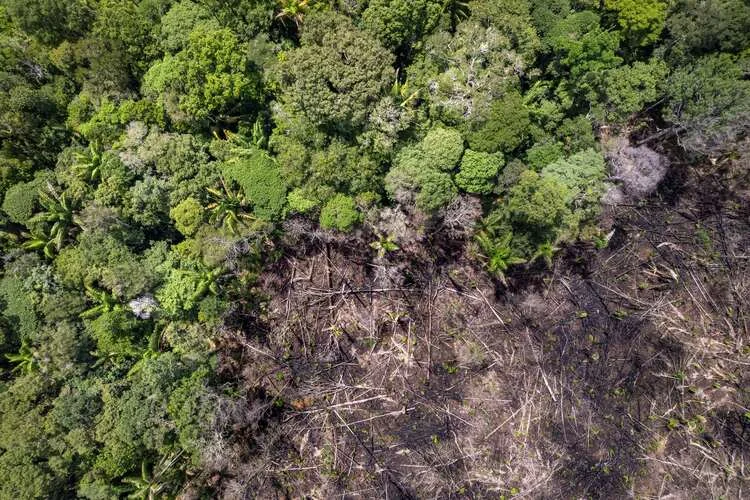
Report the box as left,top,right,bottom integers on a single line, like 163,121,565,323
122,453,182,500
213,124,267,153
79,285,122,319
22,227,68,259
206,178,254,235
127,329,163,377
190,265,224,302
443,0,471,33
391,73,420,108
171,265,224,306
5,340,39,375
475,231,525,285
72,142,103,183
23,185,78,257
275,0,309,29
251,117,267,149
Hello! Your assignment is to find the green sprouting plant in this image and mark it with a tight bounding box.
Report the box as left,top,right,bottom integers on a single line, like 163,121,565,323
79,285,122,319
22,186,78,258
5,340,39,375
531,241,559,268
442,362,459,375
370,233,399,258
592,232,610,249
475,231,526,284
72,141,103,182
206,178,255,235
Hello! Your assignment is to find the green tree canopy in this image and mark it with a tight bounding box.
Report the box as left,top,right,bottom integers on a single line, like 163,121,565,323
319,193,361,231
548,11,623,104
275,12,395,136
158,1,218,54
3,0,92,45
143,24,264,128
221,147,287,221
455,150,503,194
665,0,750,60
604,0,667,47
665,53,750,156
465,91,531,154
597,59,668,122
361,0,442,53
408,17,528,124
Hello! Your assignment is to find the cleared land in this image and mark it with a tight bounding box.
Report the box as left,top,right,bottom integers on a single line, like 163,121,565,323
209,156,750,498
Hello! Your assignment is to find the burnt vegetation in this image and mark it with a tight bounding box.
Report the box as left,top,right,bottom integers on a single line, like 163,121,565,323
210,152,750,498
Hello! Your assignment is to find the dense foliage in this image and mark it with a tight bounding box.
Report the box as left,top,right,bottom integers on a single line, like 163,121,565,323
0,0,747,497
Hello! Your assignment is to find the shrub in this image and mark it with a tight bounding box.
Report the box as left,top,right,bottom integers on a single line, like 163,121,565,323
156,269,203,316
167,366,215,463
0,275,38,341
307,140,383,196
385,161,458,212
1,173,50,225
0,156,33,202
55,232,157,300
163,321,213,355
85,310,143,358
525,142,565,171
542,148,607,221
556,115,597,154
507,170,572,236
125,176,169,229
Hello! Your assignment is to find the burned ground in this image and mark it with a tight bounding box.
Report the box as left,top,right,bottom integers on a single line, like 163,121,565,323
209,157,750,499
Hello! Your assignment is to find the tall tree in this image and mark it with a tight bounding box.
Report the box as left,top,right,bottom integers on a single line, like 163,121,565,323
143,24,264,128
275,11,395,136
